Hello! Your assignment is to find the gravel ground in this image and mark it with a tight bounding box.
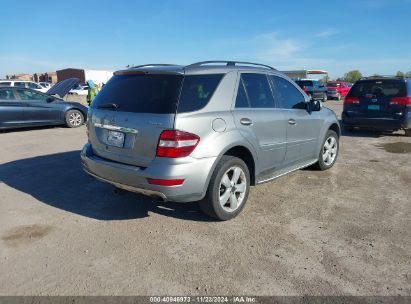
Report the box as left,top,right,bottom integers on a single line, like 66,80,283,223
0,101,410,296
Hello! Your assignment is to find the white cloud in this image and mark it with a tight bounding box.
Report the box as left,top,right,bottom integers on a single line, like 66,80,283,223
254,32,301,60
314,28,339,38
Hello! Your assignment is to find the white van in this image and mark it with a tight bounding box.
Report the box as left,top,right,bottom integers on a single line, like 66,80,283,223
0,80,48,93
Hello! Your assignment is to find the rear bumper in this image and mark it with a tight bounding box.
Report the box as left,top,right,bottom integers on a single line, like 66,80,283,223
342,111,411,130
327,91,340,98
81,144,216,202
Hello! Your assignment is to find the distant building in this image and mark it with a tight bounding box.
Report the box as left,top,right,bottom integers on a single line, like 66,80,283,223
5,73,33,81
33,72,57,83
56,68,113,85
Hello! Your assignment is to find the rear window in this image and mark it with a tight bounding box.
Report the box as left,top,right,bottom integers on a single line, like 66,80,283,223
92,74,183,114
348,80,407,98
92,73,223,114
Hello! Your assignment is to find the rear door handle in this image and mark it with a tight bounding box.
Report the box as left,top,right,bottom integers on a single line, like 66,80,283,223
240,118,253,126
288,119,296,125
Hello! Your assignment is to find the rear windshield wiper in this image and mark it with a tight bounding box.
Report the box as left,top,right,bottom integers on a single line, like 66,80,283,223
96,102,119,109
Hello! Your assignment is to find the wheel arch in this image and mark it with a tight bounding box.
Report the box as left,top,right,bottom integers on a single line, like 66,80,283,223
199,143,257,202
329,122,341,137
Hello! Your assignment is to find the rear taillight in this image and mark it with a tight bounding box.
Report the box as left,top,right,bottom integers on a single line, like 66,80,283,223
146,178,184,186
389,97,411,106
156,130,200,158
344,96,360,104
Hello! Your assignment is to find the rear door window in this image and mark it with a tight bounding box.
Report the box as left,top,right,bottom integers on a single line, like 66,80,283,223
348,80,406,98
271,76,306,110
0,82,11,86
235,79,250,108
177,74,224,113
92,74,183,114
240,73,275,108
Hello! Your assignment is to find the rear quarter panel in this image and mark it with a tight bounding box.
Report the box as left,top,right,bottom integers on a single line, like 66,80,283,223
175,71,256,158
175,71,259,194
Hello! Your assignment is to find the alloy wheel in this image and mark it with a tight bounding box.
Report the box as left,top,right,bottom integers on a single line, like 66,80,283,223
69,112,82,126
322,136,338,166
218,166,247,212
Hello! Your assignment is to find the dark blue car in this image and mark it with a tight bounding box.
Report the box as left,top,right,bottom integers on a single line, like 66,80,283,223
342,77,411,136
0,78,88,130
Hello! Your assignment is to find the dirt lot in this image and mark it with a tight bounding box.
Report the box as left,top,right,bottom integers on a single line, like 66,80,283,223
0,101,410,296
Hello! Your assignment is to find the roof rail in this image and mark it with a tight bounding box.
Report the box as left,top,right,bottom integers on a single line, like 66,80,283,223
187,61,276,70
129,64,180,69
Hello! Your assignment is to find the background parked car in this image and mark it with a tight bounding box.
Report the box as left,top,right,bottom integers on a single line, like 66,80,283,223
326,81,351,100
0,80,48,93
0,78,88,130
69,85,89,95
294,79,328,101
39,82,53,90
342,77,411,136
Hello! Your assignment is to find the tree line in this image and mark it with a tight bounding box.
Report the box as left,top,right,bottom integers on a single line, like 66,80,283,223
335,70,411,83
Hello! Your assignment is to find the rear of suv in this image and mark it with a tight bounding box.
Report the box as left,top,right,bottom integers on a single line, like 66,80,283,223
342,77,411,136
294,79,328,102
81,61,340,220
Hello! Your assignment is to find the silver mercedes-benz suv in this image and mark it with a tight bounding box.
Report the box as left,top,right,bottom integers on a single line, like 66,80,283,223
81,61,340,220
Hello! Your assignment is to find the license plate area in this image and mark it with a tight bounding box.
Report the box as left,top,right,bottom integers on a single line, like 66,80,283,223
368,105,380,110
107,130,125,148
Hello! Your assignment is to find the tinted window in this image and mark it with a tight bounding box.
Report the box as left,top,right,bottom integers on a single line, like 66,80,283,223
235,80,249,108
0,82,11,86
92,74,183,114
0,89,15,100
348,80,406,98
27,82,41,89
295,80,313,88
16,89,49,101
241,73,275,108
177,74,223,113
272,76,306,109
14,82,27,88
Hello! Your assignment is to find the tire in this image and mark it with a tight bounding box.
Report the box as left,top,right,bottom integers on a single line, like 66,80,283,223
322,93,328,102
65,109,84,128
199,156,250,221
315,130,339,171
405,129,411,137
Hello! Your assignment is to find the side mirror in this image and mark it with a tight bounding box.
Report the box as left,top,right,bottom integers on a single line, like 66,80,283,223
308,99,321,112
46,96,55,103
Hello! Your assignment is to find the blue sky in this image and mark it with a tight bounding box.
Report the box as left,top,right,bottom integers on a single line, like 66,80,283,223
1,0,411,78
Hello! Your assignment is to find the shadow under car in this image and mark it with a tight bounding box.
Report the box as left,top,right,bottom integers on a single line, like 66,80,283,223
0,151,213,222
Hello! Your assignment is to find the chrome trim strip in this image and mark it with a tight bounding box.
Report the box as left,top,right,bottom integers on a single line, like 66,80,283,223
94,123,138,134
83,168,167,201
257,160,318,184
